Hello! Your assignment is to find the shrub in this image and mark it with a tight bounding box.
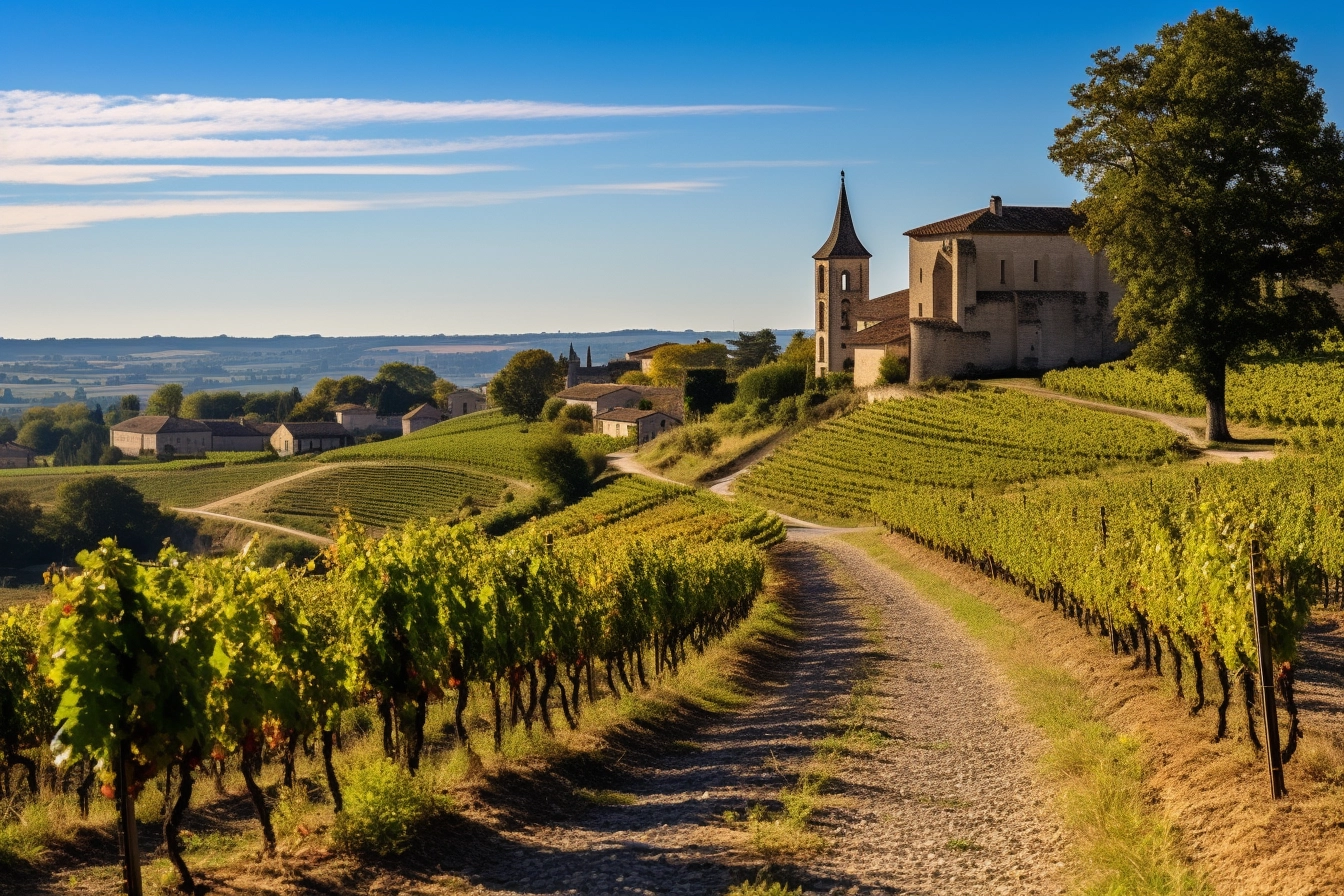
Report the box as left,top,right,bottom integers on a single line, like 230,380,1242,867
99,445,123,465
255,535,322,568
674,423,721,456
525,433,593,503
558,402,592,423
330,759,436,856
875,354,909,385
735,361,807,405
685,368,735,415
541,396,567,422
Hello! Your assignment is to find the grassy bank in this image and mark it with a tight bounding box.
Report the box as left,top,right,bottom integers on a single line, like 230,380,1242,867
840,531,1209,896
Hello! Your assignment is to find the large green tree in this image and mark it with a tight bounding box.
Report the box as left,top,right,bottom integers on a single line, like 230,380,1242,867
147,383,185,417
727,329,780,374
488,349,565,421
1049,8,1344,441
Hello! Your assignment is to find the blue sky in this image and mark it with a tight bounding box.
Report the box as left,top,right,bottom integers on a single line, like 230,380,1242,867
2,1,1341,339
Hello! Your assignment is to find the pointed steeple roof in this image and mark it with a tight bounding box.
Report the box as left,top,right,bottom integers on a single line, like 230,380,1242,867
813,172,871,260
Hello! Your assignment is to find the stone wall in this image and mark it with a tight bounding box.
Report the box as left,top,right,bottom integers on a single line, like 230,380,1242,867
815,256,870,376
908,319,992,381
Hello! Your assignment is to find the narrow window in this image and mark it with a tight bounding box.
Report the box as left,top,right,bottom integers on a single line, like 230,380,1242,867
919,268,923,283
818,301,826,330
841,271,850,291
818,264,826,294
818,335,825,362
1033,260,1039,282
840,298,851,329
918,303,923,316
1000,260,1006,284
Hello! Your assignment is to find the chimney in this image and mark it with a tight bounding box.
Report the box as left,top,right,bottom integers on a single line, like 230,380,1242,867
989,195,1003,216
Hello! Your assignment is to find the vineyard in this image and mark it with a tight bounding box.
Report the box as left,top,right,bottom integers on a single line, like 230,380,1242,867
218,462,512,533
734,389,1189,523
870,450,1344,746
0,460,302,508
0,477,780,890
1043,355,1344,428
321,409,627,480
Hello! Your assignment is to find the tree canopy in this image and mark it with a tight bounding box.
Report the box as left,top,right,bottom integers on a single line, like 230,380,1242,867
727,329,780,374
648,342,729,387
487,349,565,421
148,383,184,417
1049,7,1344,440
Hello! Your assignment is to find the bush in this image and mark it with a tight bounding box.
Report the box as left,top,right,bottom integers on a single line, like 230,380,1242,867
99,445,123,465
541,396,567,422
735,361,807,405
43,475,174,558
525,433,593,503
254,535,323,568
875,354,909,385
558,402,593,423
685,368,735,415
330,759,436,856
674,423,721,456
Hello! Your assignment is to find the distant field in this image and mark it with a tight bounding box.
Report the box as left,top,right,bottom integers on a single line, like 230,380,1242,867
735,388,1189,524
217,462,512,534
0,461,306,508
322,409,627,480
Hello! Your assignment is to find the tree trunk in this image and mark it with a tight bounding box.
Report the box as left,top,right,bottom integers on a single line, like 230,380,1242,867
322,729,343,813
1205,367,1232,443
163,758,197,894
240,750,276,854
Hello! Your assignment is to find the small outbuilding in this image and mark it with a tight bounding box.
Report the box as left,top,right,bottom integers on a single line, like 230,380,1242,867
0,441,37,468
848,316,912,388
333,404,380,432
440,389,488,419
270,422,354,457
402,403,444,435
595,408,681,445
110,416,213,458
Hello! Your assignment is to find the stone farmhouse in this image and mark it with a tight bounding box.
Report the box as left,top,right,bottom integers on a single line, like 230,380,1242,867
334,390,487,437
111,416,216,457
270,422,353,457
813,174,1126,384
439,389,489,419
402,403,443,434
0,441,37,469
556,383,684,418
595,408,680,445
200,419,270,452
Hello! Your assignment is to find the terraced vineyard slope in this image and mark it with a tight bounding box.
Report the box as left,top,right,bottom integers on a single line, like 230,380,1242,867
734,388,1189,523
0,460,305,508
213,462,512,534
321,409,625,480
1043,355,1344,428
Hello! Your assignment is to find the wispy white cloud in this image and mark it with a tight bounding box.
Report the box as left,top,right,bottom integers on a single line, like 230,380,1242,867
0,181,718,235
0,162,518,185
655,160,839,169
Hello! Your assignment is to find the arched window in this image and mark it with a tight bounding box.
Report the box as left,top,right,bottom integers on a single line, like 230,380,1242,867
817,301,826,330
840,298,850,330
841,270,850,291
817,264,826,294
817,335,825,363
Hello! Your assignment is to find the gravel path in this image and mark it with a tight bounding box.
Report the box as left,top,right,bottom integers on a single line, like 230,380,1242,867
432,538,1065,895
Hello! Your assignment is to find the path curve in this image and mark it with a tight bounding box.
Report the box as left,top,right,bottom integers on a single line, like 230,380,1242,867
194,462,328,511
170,507,332,545
991,380,1276,461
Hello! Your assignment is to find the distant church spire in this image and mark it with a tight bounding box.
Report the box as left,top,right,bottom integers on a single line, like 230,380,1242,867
813,172,871,260
586,346,592,368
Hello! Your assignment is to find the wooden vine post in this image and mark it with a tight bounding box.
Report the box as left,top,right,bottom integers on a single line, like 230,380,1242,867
116,740,144,896
1249,539,1287,799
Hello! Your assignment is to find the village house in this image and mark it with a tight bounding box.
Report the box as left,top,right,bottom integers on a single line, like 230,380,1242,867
555,383,643,416
332,403,379,431
110,416,214,458
595,408,681,445
199,419,270,452
440,389,488,419
623,342,677,373
402,403,443,435
270,422,354,457
0,441,37,469
812,174,1126,385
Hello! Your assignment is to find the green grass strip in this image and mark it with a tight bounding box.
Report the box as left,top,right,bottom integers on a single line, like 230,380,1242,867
839,531,1210,896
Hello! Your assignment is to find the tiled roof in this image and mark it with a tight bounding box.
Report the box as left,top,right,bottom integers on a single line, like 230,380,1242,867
556,384,637,400
402,403,443,420
251,422,280,435
332,403,373,413
0,441,36,456
904,205,1081,237
814,177,872,259
110,415,212,434
597,408,677,423
625,342,678,359
853,289,909,321
199,419,265,437
277,422,350,438
848,316,912,346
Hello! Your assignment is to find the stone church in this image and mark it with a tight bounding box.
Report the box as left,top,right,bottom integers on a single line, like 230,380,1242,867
813,175,1127,384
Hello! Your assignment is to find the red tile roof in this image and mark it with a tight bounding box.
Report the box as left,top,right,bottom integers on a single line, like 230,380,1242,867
847,316,912,346
904,205,1081,237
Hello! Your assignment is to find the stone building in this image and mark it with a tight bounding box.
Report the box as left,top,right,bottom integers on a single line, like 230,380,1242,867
812,176,1126,384
0,441,37,468
595,408,680,445
199,419,270,452
564,344,642,388
439,389,488,419
110,416,214,458
402,403,444,435
270,422,353,457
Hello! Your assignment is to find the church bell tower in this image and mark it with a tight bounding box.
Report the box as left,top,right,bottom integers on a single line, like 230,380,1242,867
812,172,871,377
